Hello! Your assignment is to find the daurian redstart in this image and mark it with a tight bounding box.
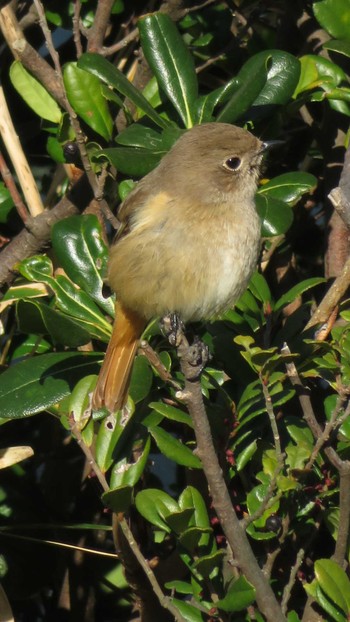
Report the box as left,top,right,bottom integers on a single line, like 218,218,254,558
92,122,265,412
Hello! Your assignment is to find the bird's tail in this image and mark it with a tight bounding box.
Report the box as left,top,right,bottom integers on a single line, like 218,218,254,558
92,302,146,413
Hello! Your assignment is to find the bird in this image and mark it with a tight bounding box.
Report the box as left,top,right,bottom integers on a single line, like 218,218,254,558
92,122,265,413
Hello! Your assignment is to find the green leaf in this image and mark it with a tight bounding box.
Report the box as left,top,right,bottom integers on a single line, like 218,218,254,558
179,486,211,528
193,549,225,578
249,271,272,304
314,0,350,41
274,277,326,312
16,299,91,347
314,584,347,622
148,402,193,427
216,53,270,123
52,215,114,316
236,439,257,472
323,39,350,57
66,375,96,430
94,146,165,176
216,576,255,612
295,55,346,96
102,486,133,514
77,53,169,129
95,409,129,473
135,489,180,531
252,50,300,107
129,355,153,404
148,426,201,468
18,255,112,341
171,598,204,622
0,182,14,223
195,77,239,123
258,172,317,205
138,12,198,128
10,61,62,123
315,559,350,614
109,436,151,489
63,62,113,141
255,194,294,237
166,508,195,535
0,352,101,418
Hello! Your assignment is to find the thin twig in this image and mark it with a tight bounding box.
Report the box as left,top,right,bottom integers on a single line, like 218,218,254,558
333,467,350,566
69,417,187,622
102,26,139,55
281,548,305,614
261,376,284,463
72,0,83,58
139,340,182,390
0,149,28,222
304,394,346,470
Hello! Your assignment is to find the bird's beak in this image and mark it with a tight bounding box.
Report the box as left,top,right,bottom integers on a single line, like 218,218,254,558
261,139,285,152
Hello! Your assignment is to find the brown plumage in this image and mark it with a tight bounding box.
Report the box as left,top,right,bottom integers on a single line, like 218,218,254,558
92,123,265,413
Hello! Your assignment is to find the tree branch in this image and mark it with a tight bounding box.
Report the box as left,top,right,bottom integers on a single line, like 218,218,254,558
166,319,286,622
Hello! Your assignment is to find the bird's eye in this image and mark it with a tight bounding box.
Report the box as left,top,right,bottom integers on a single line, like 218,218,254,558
224,156,242,171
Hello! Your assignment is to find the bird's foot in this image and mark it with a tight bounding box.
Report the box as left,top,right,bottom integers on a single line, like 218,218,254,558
161,312,185,347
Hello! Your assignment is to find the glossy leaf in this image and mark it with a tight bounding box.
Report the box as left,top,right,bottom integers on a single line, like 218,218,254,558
195,77,239,123
323,39,350,57
94,146,165,176
255,194,294,237
16,299,91,347
77,53,169,129
66,375,96,429
166,508,195,534
0,282,48,313
0,182,14,223
258,172,317,205
314,0,350,40
315,559,350,614
274,277,326,312
0,352,101,418
95,409,131,472
116,124,181,150
216,53,269,123
138,12,198,127
193,549,225,578
135,489,180,531
148,426,201,468
52,215,114,315
171,599,204,622
18,255,112,341
295,55,346,96
148,402,193,427
10,61,62,123
63,62,113,141
102,486,133,514
216,576,255,612
252,50,300,107
129,355,153,404
109,436,151,488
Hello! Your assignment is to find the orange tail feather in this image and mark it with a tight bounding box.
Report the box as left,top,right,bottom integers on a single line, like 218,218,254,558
92,302,146,412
